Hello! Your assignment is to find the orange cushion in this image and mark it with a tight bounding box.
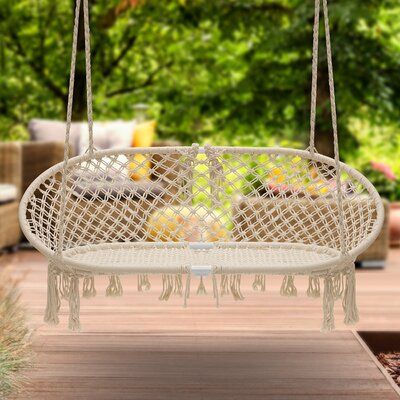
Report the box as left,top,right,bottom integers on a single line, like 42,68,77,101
132,120,156,147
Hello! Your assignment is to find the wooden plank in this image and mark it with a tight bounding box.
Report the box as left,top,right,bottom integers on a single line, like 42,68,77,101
18,331,399,400
3,249,400,399
353,331,400,398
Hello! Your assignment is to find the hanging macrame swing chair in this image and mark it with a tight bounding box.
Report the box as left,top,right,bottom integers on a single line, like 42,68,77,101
20,0,384,332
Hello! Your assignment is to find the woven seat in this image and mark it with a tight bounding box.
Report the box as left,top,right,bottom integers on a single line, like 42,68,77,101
63,242,341,275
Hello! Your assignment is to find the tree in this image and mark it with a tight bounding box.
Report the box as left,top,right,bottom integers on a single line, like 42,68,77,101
0,0,399,160
171,0,400,157
0,0,174,121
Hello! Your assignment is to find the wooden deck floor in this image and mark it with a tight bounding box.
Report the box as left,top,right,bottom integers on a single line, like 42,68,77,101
4,249,400,399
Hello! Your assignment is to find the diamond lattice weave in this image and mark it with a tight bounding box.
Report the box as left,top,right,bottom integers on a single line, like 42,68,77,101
21,145,382,274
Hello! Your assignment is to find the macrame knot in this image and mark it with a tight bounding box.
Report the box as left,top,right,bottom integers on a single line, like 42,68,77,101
280,275,297,297
181,144,199,200
205,145,224,201
190,142,200,155
106,275,123,297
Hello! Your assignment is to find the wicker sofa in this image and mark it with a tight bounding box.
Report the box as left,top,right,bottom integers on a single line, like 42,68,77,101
0,138,181,250
0,143,22,250
0,141,66,250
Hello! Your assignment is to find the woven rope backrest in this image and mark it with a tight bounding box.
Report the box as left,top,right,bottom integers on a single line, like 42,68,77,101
23,147,380,256
51,0,352,258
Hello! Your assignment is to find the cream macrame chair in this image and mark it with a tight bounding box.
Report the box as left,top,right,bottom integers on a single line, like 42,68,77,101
20,0,384,331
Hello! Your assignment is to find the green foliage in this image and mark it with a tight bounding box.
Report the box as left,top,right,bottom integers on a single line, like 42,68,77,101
361,161,400,201
347,118,400,180
0,120,29,141
0,0,399,161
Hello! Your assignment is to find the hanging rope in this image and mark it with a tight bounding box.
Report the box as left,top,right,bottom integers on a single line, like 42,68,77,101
57,0,94,256
308,0,320,154
83,0,94,154
308,0,347,255
322,0,347,255
56,0,81,257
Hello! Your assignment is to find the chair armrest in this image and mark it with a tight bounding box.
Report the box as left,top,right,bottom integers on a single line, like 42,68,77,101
152,140,181,148
21,141,67,194
0,142,22,196
356,199,390,262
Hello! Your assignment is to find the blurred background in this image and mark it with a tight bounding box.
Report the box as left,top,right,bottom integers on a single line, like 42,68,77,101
0,0,399,157
0,0,400,251
1,3,400,395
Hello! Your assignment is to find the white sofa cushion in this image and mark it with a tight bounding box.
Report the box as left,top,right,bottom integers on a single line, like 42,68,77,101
75,121,136,194
0,184,18,204
78,120,136,155
28,119,82,156
78,122,110,155
29,119,136,157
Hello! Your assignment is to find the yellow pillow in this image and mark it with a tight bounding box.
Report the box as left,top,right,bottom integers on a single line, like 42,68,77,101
130,120,156,181
132,120,156,147
147,206,229,242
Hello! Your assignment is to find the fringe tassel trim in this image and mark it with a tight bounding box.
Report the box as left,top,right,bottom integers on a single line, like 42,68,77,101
174,274,183,296
280,275,297,297
220,274,230,296
322,275,335,332
212,273,219,307
44,264,61,325
137,274,151,292
68,276,81,331
333,272,344,300
252,274,266,292
59,273,71,300
82,276,96,298
219,274,244,300
184,272,191,307
342,266,359,325
196,276,207,295
159,274,174,301
230,274,244,301
306,276,320,298
158,274,183,301
106,275,123,297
